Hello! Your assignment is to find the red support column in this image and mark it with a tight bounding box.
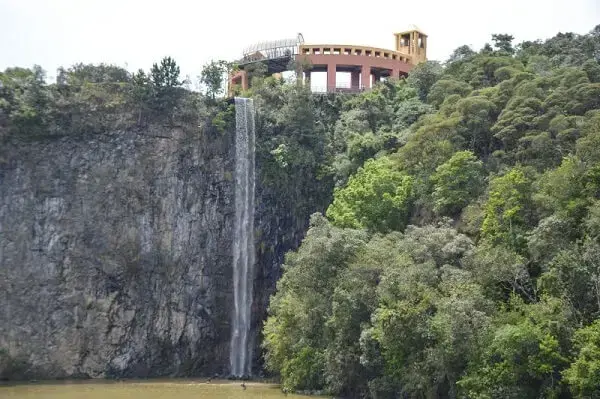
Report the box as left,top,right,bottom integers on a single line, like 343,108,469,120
327,63,337,92
361,65,371,90
350,70,360,90
241,70,248,91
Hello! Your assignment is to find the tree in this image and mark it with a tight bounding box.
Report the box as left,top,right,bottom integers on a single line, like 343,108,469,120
539,240,600,323
431,151,485,215
481,167,535,251
150,56,182,118
455,96,497,157
481,43,494,54
534,155,590,224
446,45,476,64
364,225,479,398
130,69,152,124
576,111,600,164
257,25,600,399
61,63,130,84
325,234,401,397
151,56,181,88
0,65,49,136
342,83,394,133
464,241,534,302
458,297,570,399
406,61,443,101
427,79,472,108
563,319,600,397
492,34,516,55
326,157,414,232
262,214,369,392
200,60,229,100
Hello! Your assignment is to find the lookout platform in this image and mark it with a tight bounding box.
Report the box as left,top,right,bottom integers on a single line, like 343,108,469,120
228,27,427,95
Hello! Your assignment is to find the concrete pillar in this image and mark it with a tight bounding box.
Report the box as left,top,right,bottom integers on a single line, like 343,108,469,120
391,68,399,80
227,77,234,97
327,63,337,92
361,65,370,90
304,71,311,87
373,71,381,85
241,71,248,91
350,70,360,90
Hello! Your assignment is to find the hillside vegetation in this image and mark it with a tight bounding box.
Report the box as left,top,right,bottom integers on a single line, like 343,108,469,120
2,23,600,397
259,26,600,398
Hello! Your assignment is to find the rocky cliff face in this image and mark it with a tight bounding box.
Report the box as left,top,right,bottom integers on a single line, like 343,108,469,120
0,125,237,379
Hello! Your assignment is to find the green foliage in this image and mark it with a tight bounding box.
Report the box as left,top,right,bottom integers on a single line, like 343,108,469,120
60,63,130,85
200,60,229,100
492,33,516,55
446,45,476,64
534,156,591,223
482,167,535,251
459,297,570,398
563,319,600,397
427,79,472,107
262,214,369,392
366,227,482,398
264,26,600,398
431,151,485,215
149,56,183,118
4,23,600,397
0,58,207,139
326,157,414,232
538,240,600,323
210,102,235,134
576,110,600,163
465,241,534,302
406,61,444,101
327,80,432,185
0,65,50,137
250,79,335,224
130,69,152,124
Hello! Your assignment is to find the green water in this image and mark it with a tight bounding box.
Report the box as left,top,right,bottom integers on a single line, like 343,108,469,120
0,380,312,399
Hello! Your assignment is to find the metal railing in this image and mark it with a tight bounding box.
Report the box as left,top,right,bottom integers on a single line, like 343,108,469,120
240,34,305,64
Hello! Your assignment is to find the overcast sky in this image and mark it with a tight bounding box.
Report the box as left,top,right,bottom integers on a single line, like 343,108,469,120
1,0,598,85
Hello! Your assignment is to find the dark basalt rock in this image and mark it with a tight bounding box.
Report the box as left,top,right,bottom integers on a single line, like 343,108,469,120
0,120,321,380
0,125,236,379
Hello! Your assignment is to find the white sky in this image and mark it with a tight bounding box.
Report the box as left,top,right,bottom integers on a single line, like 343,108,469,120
1,0,598,87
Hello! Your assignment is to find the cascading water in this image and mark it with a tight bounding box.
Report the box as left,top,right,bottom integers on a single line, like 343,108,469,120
230,97,256,377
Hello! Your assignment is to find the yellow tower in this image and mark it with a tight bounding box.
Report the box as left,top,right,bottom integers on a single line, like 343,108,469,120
394,26,427,65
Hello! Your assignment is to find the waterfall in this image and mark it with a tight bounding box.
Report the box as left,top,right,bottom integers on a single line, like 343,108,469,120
230,97,256,377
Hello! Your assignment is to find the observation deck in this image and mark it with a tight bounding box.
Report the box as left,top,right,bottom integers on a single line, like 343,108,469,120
229,27,427,95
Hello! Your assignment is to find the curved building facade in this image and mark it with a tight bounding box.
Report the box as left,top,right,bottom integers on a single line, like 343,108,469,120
229,28,427,94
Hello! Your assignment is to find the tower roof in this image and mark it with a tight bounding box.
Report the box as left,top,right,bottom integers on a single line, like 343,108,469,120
394,24,427,36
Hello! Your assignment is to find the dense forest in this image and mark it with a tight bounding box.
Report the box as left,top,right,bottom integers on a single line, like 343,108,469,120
253,27,600,398
1,24,600,398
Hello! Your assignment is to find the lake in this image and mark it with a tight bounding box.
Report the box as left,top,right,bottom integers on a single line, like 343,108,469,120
0,380,313,399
